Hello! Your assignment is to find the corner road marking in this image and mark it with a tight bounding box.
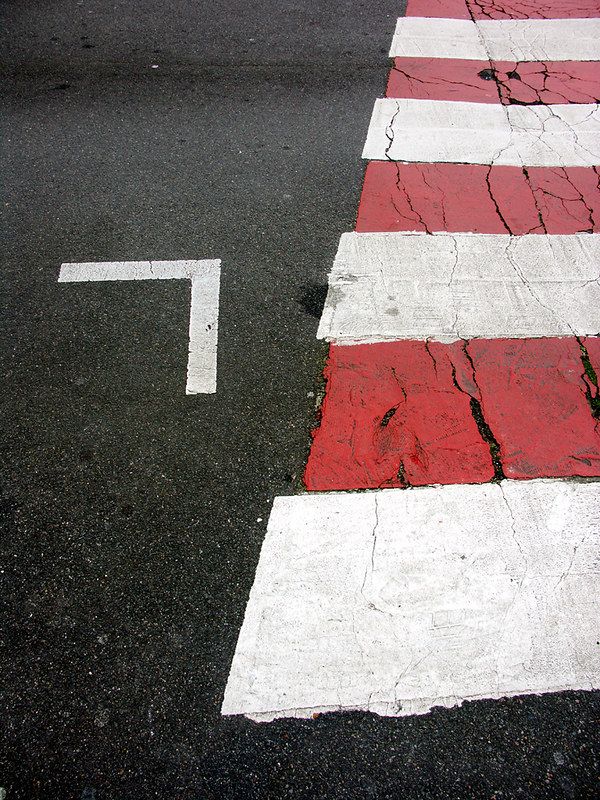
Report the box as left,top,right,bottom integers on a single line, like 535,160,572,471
58,260,221,394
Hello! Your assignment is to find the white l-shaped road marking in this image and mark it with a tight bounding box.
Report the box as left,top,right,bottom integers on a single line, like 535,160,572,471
59,259,221,394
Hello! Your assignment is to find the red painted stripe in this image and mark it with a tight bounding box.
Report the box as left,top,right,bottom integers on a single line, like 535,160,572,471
387,58,600,105
406,0,472,18
470,338,600,479
387,58,500,103
405,0,600,19
496,61,600,105
304,338,600,492
304,340,494,491
355,162,600,235
466,0,600,20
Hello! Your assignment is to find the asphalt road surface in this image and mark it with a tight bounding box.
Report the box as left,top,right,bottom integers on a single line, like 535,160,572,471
1,1,599,797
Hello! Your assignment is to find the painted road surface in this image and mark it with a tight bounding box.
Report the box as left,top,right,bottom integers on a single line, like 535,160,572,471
223,0,600,764
389,17,600,60
316,232,600,342
304,337,600,490
356,163,600,233
2,0,600,798
386,58,600,104
223,480,599,721
362,99,600,165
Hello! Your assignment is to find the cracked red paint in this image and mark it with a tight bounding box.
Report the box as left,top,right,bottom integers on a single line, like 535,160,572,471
387,58,501,103
406,0,472,17
304,341,494,491
526,167,600,234
466,0,600,20
355,162,599,234
495,61,600,105
470,338,600,478
406,0,600,19
406,0,473,19
387,58,600,105
305,338,600,492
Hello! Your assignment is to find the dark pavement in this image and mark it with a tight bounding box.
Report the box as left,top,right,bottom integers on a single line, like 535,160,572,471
1,1,598,797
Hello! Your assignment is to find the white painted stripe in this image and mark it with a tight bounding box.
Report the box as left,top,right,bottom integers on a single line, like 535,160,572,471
58,259,216,283
389,17,488,60
478,18,600,62
59,260,221,394
389,17,600,62
187,266,220,394
316,232,600,343
362,99,600,167
222,479,600,722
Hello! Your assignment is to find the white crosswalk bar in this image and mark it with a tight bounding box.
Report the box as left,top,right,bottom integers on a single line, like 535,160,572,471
362,99,600,167
222,479,600,722
316,231,600,344
389,17,600,61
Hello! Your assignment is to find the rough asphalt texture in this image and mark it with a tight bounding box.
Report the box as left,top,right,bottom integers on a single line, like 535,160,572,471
1,1,598,797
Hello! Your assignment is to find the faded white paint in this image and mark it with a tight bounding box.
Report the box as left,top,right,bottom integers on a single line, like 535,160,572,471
389,17,600,62
316,232,600,344
478,18,600,62
389,17,488,60
362,99,600,167
222,480,600,722
58,260,221,394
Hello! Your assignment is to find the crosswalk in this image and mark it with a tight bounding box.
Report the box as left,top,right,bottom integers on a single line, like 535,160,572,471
223,0,600,721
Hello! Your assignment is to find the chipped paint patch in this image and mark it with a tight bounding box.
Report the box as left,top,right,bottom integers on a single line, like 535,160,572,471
222,480,600,722
356,162,600,235
467,0,600,19
362,98,600,166
317,232,600,343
